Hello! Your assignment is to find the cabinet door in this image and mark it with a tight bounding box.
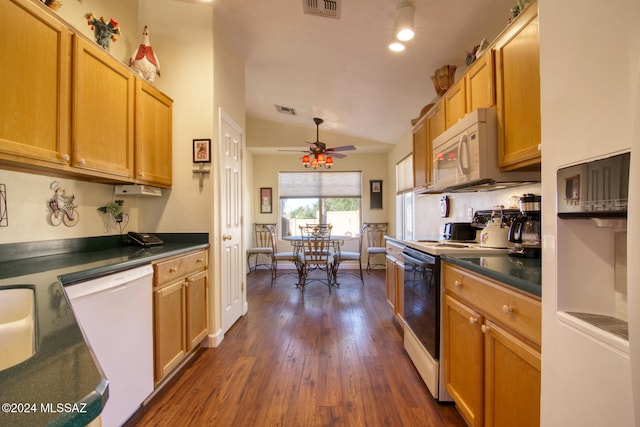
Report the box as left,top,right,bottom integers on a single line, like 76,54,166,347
483,320,541,427
444,79,467,129
135,79,173,187
466,51,495,111
385,255,397,310
0,0,71,168
73,36,134,179
154,280,186,382
412,118,428,188
494,3,541,170
443,294,483,427
394,261,404,321
186,270,208,350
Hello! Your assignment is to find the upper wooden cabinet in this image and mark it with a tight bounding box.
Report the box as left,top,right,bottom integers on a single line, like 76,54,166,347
494,1,541,171
73,36,135,180
412,100,444,189
135,79,173,187
0,0,71,170
444,78,467,129
466,50,496,112
0,0,173,187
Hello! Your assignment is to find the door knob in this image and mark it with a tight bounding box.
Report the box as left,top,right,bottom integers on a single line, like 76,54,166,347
223,234,232,241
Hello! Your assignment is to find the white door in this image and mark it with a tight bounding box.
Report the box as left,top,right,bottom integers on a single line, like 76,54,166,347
219,110,244,332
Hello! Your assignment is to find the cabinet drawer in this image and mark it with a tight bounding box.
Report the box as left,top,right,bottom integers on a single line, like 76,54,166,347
443,263,541,346
154,250,208,287
386,241,404,261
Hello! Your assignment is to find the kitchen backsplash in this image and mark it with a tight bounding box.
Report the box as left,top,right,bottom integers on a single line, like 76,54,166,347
413,183,542,239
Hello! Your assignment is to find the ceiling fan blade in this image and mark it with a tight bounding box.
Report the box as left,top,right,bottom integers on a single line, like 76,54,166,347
278,149,309,153
328,152,347,159
327,145,356,152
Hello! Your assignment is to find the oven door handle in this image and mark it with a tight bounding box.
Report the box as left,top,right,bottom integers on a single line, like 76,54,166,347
403,253,435,267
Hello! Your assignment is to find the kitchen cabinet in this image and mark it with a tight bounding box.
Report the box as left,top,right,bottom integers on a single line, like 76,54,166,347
412,100,444,189
153,249,208,383
442,262,541,427
73,35,135,180
444,78,467,129
0,0,72,171
135,79,173,187
1,0,173,187
385,240,404,323
466,51,496,112
494,0,541,171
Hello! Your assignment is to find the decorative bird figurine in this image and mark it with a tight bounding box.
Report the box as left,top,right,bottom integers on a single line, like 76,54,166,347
129,26,160,82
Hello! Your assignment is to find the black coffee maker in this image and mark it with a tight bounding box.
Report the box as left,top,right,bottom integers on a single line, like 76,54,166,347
508,194,541,258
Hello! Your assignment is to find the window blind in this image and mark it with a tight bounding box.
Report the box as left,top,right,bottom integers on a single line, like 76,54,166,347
278,171,362,198
396,154,413,194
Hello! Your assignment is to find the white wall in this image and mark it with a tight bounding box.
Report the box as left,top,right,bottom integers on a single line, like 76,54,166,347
539,0,640,425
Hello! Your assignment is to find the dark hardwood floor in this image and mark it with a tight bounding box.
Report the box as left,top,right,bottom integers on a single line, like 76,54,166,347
125,268,466,426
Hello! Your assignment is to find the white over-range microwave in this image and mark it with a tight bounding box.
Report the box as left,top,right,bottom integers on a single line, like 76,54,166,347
430,108,540,192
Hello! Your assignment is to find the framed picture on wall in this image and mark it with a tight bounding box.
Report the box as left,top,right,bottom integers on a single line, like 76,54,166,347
370,180,382,209
193,139,211,163
260,187,272,214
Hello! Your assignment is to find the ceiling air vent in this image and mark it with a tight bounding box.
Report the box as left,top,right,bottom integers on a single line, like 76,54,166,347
275,104,297,115
302,0,341,19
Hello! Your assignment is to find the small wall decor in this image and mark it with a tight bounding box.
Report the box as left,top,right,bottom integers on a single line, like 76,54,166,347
193,139,212,163
84,12,121,50
0,184,7,227
260,187,272,214
97,200,129,233
48,181,79,227
370,180,383,209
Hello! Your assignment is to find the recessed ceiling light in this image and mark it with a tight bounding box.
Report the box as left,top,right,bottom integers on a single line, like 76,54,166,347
389,40,405,52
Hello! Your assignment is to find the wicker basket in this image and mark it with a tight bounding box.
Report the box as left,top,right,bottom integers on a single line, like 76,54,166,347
431,65,457,97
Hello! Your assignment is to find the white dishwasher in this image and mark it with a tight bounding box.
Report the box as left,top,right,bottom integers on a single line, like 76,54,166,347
65,264,154,427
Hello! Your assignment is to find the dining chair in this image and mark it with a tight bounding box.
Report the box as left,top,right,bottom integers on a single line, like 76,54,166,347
298,224,335,292
365,222,388,272
247,223,275,273
265,224,299,286
336,223,366,285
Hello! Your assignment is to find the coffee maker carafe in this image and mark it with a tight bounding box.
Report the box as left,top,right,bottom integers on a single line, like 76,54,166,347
508,194,542,258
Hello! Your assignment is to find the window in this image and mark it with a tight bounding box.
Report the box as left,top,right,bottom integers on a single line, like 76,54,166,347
396,154,414,240
279,171,362,236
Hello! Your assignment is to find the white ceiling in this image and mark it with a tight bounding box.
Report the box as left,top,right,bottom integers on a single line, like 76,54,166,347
213,0,517,148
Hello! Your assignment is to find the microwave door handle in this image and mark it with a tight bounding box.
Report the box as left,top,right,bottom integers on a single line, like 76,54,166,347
457,134,470,175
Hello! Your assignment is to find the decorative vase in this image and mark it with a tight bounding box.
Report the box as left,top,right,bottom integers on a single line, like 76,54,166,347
94,25,111,50
431,65,457,97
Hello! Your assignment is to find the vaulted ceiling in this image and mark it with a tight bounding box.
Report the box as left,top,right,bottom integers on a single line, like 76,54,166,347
214,0,517,148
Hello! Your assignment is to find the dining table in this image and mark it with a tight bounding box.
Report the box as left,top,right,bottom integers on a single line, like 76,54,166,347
283,234,354,288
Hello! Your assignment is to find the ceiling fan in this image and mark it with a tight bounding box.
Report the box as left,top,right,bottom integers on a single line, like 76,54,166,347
280,117,356,168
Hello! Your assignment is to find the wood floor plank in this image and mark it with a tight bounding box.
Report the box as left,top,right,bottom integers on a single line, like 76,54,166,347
125,270,466,427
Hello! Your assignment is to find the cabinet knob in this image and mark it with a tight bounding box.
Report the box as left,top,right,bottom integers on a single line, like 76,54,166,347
502,304,513,314
469,317,477,325
454,280,462,288
481,325,490,334
79,158,86,165
169,267,178,273
197,258,204,264
138,172,145,178
61,154,70,162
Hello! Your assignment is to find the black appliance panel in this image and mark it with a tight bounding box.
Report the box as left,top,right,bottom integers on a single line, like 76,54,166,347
403,246,439,359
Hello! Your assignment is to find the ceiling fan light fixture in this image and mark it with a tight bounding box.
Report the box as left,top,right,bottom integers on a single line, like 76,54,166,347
395,3,414,42
325,156,333,168
317,153,326,164
302,154,310,167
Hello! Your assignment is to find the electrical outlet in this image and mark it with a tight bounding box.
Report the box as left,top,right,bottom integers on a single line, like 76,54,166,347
467,208,474,221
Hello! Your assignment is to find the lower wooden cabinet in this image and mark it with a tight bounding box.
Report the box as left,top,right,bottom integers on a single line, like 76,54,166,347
442,262,540,427
385,240,404,323
153,250,208,383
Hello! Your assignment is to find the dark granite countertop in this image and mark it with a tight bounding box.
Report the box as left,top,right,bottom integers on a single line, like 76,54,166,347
0,234,209,427
440,253,541,297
